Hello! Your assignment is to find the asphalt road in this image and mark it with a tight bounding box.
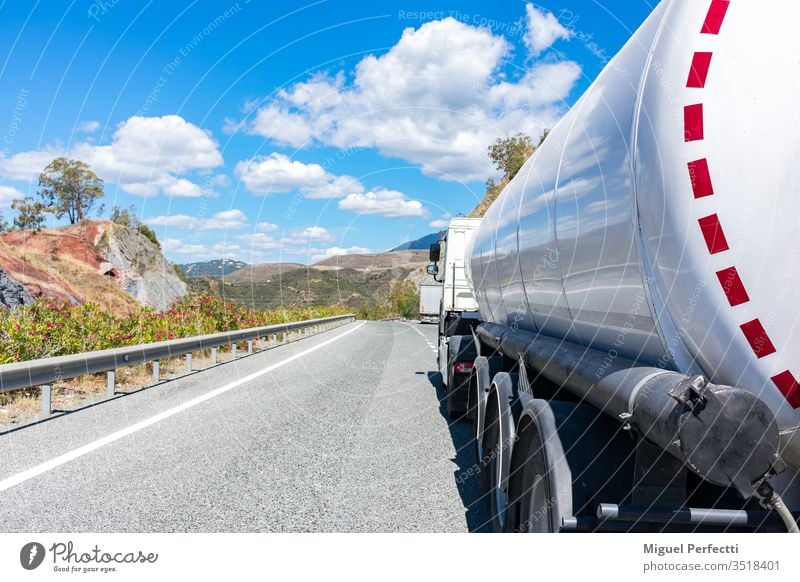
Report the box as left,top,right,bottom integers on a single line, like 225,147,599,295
0,321,490,532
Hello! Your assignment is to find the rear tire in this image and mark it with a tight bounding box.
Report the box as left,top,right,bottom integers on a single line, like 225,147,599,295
481,377,518,533
506,412,560,532
446,335,476,420
485,408,507,532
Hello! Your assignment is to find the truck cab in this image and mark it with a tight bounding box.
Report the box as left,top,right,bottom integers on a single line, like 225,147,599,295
427,217,482,417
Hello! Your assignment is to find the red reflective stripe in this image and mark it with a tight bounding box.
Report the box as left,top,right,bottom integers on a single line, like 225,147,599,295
687,158,713,198
687,52,713,88
684,104,704,141
698,214,729,253
716,267,750,306
701,0,730,34
454,361,474,374
772,371,800,409
740,319,777,358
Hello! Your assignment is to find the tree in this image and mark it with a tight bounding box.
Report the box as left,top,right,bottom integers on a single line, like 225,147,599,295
108,204,160,248
389,280,419,319
109,205,138,227
488,133,535,181
137,224,160,249
38,157,105,224
0,210,8,233
11,197,46,231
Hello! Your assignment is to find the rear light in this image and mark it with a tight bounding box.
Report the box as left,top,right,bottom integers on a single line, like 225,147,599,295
454,361,474,374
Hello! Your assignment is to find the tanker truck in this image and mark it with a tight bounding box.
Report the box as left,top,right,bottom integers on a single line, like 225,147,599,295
428,0,800,532
427,217,482,417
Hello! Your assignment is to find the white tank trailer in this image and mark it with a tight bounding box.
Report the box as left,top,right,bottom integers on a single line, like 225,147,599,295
445,0,800,532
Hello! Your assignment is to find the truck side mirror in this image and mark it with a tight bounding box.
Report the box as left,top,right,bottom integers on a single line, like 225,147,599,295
426,264,439,276
429,242,441,262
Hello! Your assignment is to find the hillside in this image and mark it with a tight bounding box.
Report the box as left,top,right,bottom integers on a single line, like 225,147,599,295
0,221,187,313
312,250,428,271
188,250,429,311
469,176,509,218
224,262,304,283
178,259,248,278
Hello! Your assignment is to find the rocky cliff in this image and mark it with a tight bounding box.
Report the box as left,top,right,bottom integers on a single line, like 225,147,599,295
0,268,33,309
0,221,186,313
94,222,187,311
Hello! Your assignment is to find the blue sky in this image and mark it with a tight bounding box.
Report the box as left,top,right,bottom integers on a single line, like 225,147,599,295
0,0,654,264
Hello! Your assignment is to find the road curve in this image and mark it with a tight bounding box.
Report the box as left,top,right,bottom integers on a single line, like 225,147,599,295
0,321,489,532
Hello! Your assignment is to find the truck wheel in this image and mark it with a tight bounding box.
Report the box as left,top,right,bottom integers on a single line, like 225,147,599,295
482,373,517,533
485,409,507,532
504,400,574,532
446,335,476,419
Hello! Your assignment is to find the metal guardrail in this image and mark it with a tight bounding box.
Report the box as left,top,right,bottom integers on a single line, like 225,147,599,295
0,314,355,415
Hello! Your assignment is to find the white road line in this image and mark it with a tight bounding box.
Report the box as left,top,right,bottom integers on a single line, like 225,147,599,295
0,321,366,494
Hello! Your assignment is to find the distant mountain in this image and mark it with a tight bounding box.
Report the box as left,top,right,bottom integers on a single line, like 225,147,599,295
390,232,442,252
313,250,428,271
187,250,430,311
178,259,248,278
225,262,305,283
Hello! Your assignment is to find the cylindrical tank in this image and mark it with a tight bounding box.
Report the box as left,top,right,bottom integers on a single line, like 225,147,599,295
468,0,800,468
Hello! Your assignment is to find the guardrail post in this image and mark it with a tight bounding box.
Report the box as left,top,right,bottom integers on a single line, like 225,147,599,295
272,334,278,347
247,340,253,354
107,371,115,396
41,385,51,416
186,353,192,372
152,361,160,384
231,344,237,359
211,348,218,365
259,337,265,351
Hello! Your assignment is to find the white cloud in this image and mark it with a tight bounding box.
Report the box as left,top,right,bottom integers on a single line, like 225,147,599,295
162,228,368,264
163,238,258,261
304,174,363,199
0,149,63,181
210,174,230,188
298,226,333,241
255,221,278,232
235,152,363,199
233,16,580,181
76,120,100,134
145,209,248,230
162,239,209,256
0,115,222,198
310,245,371,262
163,178,204,198
338,189,427,218
237,232,280,248
523,3,572,57
235,153,325,194
429,216,451,228
249,105,316,148
0,185,24,208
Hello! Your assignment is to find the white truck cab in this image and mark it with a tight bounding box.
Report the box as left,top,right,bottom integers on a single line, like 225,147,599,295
427,217,482,416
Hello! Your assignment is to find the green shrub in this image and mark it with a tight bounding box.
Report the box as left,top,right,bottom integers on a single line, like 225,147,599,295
137,224,160,248
0,294,349,364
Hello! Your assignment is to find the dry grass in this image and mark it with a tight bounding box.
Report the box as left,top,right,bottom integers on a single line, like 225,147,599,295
0,340,276,430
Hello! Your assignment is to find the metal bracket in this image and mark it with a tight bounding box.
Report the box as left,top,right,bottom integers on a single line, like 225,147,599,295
668,375,708,411
470,325,482,358
518,354,533,397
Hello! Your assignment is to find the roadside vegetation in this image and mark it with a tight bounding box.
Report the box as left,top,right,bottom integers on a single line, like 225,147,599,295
469,131,547,218
356,280,419,320
0,293,349,365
